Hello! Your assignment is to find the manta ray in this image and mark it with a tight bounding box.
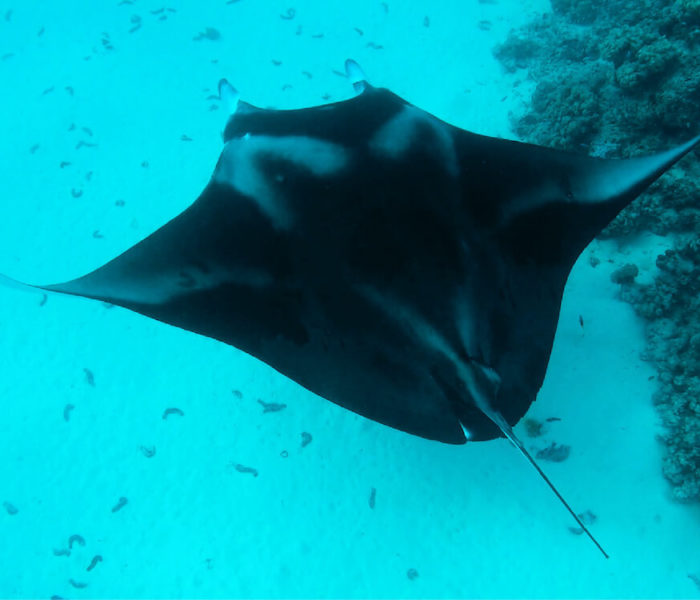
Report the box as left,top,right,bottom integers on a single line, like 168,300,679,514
3,60,699,557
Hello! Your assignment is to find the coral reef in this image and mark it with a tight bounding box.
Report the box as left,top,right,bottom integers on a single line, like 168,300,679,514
523,417,544,437
495,0,700,500
610,263,639,285
620,239,700,501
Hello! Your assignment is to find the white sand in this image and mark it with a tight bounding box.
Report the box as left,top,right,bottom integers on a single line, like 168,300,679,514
1,0,699,597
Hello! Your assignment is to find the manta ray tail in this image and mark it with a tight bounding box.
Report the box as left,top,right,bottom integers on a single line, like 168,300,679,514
458,362,609,557
460,411,609,558
485,416,608,559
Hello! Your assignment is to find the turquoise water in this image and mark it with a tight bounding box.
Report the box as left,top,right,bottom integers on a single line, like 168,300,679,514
1,1,699,597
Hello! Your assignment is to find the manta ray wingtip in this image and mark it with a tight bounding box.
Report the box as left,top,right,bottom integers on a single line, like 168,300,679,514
0,273,59,299
0,273,36,294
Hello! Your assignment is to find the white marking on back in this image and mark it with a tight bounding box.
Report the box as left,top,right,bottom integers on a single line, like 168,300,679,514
356,283,501,426
369,106,458,176
214,135,349,229
455,286,480,360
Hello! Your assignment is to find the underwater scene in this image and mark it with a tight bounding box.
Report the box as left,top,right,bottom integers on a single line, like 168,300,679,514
1,0,699,597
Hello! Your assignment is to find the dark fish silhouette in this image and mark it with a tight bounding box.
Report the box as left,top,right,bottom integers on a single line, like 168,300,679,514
4,60,699,557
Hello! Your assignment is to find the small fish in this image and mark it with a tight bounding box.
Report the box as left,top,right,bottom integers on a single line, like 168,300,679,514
3,501,18,515
68,534,86,549
86,554,103,571
83,368,95,386
568,509,597,535
233,463,258,477
193,27,220,41
162,407,184,419
257,399,286,413
111,496,128,513
280,8,296,20
139,445,156,458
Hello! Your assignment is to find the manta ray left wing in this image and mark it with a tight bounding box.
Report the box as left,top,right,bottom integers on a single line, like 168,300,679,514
4,60,699,557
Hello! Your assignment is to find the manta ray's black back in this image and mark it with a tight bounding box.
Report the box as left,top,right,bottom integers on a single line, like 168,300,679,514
15,80,699,445
5,65,699,557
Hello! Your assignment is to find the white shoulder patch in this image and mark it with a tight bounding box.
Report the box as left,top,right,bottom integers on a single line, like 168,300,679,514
369,106,458,176
214,135,349,229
